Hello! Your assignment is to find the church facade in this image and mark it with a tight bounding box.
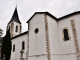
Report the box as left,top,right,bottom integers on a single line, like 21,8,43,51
7,8,80,60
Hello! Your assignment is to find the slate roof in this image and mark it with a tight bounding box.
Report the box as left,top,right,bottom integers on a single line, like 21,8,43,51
8,7,21,24
27,11,80,23
58,11,80,20
11,31,28,40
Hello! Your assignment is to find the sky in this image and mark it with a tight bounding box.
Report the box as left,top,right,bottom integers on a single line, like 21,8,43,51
0,0,80,36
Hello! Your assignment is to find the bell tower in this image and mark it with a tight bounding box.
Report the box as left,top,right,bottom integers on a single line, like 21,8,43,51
6,7,22,38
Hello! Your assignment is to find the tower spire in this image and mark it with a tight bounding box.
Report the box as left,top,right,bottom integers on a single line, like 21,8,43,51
8,6,21,24
7,6,22,38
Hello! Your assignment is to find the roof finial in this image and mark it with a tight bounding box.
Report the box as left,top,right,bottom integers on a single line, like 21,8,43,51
15,4,17,9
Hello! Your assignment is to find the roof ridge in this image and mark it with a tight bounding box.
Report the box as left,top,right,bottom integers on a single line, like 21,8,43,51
27,11,80,23
11,31,28,40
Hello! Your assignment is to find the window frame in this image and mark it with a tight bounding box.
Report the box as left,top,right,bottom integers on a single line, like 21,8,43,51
22,41,25,50
62,27,71,41
13,44,15,52
63,29,69,41
15,25,18,32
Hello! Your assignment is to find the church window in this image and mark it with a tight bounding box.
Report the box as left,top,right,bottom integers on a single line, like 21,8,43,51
35,28,39,33
15,26,18,32
22,41,25,50
13,44,15,52
63,29,69,41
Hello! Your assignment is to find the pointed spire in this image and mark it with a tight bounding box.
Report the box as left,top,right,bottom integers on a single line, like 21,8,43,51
8,6,21,24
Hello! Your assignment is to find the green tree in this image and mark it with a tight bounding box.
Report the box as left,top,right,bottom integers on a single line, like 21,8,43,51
0,28,3,42
1,29,11,60
0,28,3,51
0,28,3,37
0,28,3,60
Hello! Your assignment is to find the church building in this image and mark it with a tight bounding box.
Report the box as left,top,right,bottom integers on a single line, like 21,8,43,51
6,7,80,60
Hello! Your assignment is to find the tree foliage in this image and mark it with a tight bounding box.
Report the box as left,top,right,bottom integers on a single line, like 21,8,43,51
0,28,3,52
1,29,11,60
0,28,3,37
0,28,3,42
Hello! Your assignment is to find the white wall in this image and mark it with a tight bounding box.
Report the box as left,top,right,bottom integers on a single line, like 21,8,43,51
47,15,62,60
47,15,61,54
11,33,28,60
13,21,21,37
28,13,80,60
10,13,80,60
28,14,48,60
58,17,76,54
58,14,80,54
57,14,80,60
7,21,21,37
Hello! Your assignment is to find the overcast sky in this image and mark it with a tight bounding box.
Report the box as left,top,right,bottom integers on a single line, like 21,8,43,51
0,0,80,36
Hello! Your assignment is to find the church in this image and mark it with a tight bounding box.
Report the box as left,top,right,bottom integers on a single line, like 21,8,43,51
6,7,80,60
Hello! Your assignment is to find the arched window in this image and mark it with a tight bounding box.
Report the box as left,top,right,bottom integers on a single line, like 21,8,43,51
13,44,15,52
22,41,25,50
15,26,18,32
63,29,69,41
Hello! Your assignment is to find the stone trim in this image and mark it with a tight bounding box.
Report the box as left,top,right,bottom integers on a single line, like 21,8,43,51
28,53,76,57
51,53,76,55
44,14,51,60
27,23,29,60
20,25,22,34
70,20,80,60
29,54,48,57
62,27,71,41
11,22,14,38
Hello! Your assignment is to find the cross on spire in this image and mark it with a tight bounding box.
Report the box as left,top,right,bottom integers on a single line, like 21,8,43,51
15,4,17,9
